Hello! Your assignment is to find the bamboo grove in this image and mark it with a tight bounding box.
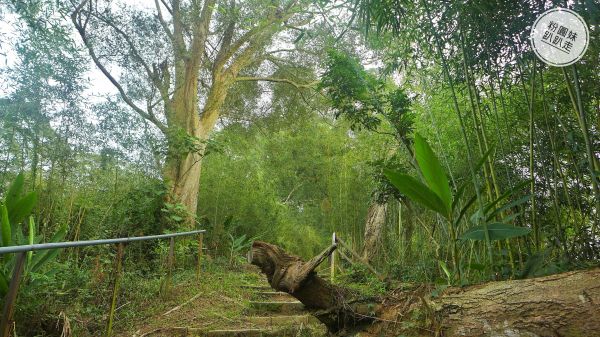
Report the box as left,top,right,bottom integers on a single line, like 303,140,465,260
0,0,598,333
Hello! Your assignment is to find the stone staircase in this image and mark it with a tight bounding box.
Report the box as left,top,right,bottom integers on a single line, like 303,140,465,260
201,283,325,337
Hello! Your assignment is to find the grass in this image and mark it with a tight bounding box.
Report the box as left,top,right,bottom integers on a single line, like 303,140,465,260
113,258,264,335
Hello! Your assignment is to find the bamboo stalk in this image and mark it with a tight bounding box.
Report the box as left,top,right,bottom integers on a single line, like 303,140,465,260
106,243,125,337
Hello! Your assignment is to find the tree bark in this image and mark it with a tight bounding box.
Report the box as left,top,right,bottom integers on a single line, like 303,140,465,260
361,202,387,263
251,241,600,337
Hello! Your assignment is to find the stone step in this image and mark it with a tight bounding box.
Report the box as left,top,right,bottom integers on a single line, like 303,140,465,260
240,285,272,291
252,291,296,302
248,301,305,315
204,327,294,337
244,314,320,326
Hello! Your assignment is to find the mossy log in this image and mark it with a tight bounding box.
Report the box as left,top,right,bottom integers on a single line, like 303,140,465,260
250,241,600,337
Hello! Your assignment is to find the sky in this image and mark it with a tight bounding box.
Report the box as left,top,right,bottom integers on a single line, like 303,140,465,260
0,1,156,101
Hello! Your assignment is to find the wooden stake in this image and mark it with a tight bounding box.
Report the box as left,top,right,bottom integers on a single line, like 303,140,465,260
330,232,336,282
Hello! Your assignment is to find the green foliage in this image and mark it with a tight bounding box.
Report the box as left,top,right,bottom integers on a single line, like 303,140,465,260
337,264,387,297
384,134,452,219
460,223,531,241
228,233,258,266
414,133,452,212
0,173,65,297
383,170,448,217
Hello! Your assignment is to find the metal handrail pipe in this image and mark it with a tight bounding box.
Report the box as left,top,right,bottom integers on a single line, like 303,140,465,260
0,229,206,255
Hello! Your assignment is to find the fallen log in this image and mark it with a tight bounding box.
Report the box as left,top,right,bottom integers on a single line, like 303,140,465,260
249,241,378,335
250,241,600,337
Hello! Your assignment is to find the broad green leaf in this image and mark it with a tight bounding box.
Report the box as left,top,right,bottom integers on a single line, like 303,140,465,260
8,191,38,226
4,173,25,210
0,204,11,247
460,223,531,241
414,134,452,212
384,169,449,218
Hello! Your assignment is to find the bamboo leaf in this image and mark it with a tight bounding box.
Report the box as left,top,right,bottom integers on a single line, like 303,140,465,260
486,195,531,221
414,133,452,212
460,223,531,241
473,145,496,174
455,194,477,227
384,169,449,218
483,180,531,215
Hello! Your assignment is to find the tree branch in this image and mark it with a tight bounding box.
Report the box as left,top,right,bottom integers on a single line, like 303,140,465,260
235,76,318,89
154,0,174,41
71,8,168,134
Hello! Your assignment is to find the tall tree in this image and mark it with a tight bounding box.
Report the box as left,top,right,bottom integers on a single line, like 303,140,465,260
69,0,320,223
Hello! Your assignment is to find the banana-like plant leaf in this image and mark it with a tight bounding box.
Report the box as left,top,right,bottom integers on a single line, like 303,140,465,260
460,223,531,241
414,134,452,211
0,204,11,247
4,173,25,211
384,169,449,218
8,191,37,226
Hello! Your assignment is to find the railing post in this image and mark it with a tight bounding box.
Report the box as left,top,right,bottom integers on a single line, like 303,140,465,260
106,243,125,337
196,233,203,280
0,252,26,337
330,232,336,282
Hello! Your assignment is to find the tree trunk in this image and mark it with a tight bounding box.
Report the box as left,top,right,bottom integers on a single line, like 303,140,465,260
250,241,377,335
251,241,600,337
362,203,387,263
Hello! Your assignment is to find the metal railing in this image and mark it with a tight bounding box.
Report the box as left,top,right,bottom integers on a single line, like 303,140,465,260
0,229,206,337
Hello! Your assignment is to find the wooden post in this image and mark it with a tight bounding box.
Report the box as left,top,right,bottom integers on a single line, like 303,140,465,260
106,243,125,337
330,232,336,282
196,233,203,280
0,252,26,337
